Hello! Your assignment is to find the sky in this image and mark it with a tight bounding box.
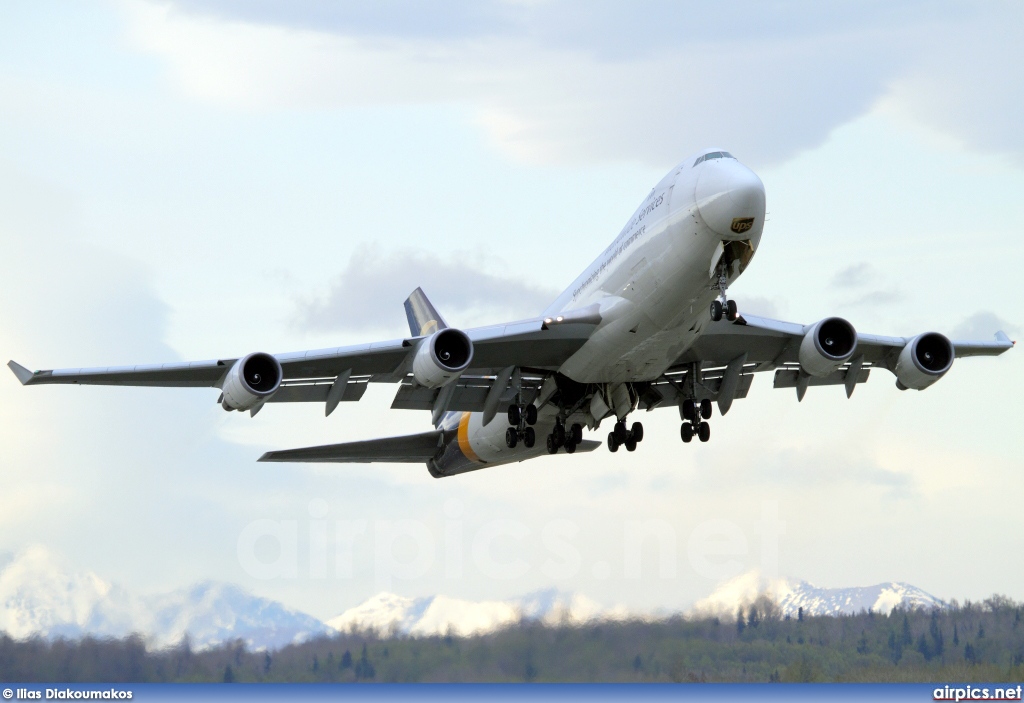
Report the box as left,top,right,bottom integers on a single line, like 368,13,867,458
0,0,1022,622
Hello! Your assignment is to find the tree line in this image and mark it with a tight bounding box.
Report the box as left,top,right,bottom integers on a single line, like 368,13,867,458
1,595,1022,682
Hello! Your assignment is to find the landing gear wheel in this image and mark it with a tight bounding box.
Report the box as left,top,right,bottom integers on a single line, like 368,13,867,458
570,423,583,444
523,427,536,448
524,404,538,426
507,405,521,426
680,422,693,443
564,441,577,454
625,438,637,452
552,424,566,446
726,299,738,321
607,432,619,452
700,399,713,420
613,421,628,444
710,300,723,322
682,399,696,421
546,434,558,454
698,421,711,442
630,421,644,443
505,427,518,448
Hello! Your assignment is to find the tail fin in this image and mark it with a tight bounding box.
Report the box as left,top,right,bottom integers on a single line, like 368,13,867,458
404,287,449,337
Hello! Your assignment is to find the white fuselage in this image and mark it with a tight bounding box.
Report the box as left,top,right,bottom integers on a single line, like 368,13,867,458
432,150,767,475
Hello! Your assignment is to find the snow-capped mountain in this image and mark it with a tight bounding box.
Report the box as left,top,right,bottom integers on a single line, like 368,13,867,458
1,547,949,649
141,581,329,650
0,546,329,649
327,589,619,637
691,569,946,618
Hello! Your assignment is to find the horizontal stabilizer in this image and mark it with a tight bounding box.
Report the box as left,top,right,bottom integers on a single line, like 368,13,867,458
7,360,35,385
571,439,603,454
259,431,442,464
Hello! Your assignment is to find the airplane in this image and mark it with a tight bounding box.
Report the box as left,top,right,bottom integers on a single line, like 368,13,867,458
8,149,1014,478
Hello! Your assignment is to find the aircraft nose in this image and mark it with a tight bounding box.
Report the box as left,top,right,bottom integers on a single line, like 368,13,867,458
695,159,766,240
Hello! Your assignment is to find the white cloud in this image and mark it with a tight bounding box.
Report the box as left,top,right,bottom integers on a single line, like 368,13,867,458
119,2,1024,168
295,245,560,334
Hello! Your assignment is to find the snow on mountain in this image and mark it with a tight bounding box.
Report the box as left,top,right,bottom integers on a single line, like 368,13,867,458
691,569,946,618
0,545,141,640
327,589,617,637
1,547,950,648
141,582,330,650
0,546,328,650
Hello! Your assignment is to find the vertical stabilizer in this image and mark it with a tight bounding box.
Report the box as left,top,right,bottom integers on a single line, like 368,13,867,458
404,288,449,337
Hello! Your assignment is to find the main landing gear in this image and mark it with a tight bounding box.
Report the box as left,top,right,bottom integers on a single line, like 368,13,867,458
607,420,644,453
679,398,712,443
709,266,739,322
547,421,583,455
505,401,538,449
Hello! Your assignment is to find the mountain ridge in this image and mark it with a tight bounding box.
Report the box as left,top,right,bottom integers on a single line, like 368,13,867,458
0,546,948,649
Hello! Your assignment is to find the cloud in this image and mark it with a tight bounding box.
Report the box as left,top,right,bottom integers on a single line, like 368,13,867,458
714,444,917,499
736,295,782,320
840,289,903,308
950,312,1019,341
881,4,1024,163
123,0,1014,168
831,262,874,288
295,245,560,334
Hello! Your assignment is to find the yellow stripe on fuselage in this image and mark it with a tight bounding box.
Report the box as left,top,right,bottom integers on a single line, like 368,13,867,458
457,412,484,464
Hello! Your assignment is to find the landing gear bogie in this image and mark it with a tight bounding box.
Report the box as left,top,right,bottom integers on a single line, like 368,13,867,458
607,418,644,453
523,426,536,448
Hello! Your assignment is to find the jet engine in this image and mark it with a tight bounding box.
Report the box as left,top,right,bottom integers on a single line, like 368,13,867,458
221,352,283,411
894,332,954,390
798,317,858,377
412,328,474,388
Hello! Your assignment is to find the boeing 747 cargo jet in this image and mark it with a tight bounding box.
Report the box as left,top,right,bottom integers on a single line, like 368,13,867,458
8,150,1014,477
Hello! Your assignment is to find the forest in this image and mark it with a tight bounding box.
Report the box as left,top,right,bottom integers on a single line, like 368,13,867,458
2,596,1023,683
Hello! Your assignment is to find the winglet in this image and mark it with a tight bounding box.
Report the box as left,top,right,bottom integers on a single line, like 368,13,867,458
995,330,1014,346
403,287,449,337
7,361,35,385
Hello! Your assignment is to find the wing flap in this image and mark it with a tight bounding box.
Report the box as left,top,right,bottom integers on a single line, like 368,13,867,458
267,380,368,404
258,431,442,463
773,367,870,388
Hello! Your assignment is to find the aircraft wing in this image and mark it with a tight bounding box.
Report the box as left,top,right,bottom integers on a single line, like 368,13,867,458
679,313,1014,368
641,313,1014,413
7,309,600,390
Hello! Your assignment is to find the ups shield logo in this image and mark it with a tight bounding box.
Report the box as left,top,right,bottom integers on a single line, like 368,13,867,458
731,217,754,234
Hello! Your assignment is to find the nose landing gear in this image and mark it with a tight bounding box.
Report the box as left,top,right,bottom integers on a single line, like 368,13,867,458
709,266,739,322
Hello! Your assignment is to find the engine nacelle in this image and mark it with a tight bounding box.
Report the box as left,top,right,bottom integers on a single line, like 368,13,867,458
798,317,858,377
895,332,954,390
412,328,474,389
221,352,283,411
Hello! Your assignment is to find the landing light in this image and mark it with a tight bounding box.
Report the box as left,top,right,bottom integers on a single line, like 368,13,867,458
556,316,564,322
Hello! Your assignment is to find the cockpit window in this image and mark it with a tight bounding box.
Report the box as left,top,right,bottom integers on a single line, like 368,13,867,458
693,151,735,167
